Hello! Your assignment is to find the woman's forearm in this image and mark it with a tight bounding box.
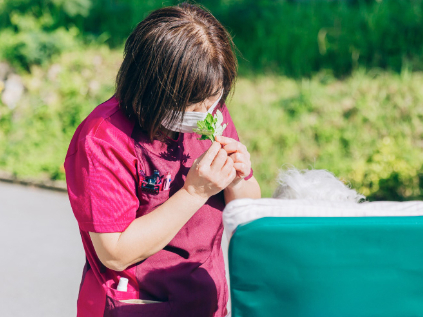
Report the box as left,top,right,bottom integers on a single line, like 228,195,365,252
90,188,207,271
223,175,261,205
91,176,260,271
90,142,244,272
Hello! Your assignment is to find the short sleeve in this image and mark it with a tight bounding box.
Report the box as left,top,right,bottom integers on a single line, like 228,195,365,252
220,104,254,181
65,136,139,233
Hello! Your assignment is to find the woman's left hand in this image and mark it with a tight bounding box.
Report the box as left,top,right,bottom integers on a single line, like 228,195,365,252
215,135,251,188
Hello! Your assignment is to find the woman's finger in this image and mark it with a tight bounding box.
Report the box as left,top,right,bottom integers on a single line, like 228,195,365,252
199,142,222,168
223,141,246,155
229,152,244,163
215,135,237,146
211,149,228,172
233,162,247,173
228,167,237,182
222,156,234,176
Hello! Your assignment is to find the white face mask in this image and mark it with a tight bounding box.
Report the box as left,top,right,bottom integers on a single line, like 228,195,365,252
161,90,223,134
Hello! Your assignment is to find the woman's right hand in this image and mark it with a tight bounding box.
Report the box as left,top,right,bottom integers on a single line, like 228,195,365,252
183,142,237,200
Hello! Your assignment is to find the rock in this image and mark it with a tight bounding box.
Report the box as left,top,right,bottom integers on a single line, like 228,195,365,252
0,62,11,81
2,74,24,109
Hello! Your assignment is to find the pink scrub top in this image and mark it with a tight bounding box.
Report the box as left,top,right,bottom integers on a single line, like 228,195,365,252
64,96,253,317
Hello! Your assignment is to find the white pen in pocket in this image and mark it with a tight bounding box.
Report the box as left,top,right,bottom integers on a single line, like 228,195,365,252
117,277,128,292
163,172,172,190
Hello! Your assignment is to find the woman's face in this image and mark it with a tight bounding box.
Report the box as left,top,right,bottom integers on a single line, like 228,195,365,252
185,90,223,113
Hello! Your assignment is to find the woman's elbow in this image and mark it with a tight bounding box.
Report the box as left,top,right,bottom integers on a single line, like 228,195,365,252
102,254,149,271
89,231,131,271
88,231,150,271
102,258,127,272
95,247,151,271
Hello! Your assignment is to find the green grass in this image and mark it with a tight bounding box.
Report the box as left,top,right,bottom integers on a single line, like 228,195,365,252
227,70,423,199
1,47,422,200
0,46,121,180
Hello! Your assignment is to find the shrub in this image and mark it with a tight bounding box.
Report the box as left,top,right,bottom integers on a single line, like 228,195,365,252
229,70,423,199
0,46,121,179
77,0,423,77
0,12,79,71
3,0,423,77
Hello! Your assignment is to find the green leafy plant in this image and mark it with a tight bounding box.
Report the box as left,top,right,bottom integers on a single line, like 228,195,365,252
193,110,227,141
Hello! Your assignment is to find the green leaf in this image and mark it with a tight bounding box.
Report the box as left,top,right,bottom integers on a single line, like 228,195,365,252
194,110,227,141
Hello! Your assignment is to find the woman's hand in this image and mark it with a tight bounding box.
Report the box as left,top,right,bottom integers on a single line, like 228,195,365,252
183,141,237,200
215,135,251,188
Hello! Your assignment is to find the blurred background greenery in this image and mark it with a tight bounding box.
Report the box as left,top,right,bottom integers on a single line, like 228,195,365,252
0,0,422,199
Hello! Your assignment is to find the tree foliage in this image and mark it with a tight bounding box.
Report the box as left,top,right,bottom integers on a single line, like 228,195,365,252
2,0,423,76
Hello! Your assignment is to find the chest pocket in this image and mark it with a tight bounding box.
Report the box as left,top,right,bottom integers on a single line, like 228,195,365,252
104,293,172,317
135,157,186,218
136,189,171,218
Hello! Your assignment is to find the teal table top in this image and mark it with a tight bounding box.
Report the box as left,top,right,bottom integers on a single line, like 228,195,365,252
229,216,423,317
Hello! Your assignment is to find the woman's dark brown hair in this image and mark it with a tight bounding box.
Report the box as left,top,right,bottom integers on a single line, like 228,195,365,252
115,2,238,141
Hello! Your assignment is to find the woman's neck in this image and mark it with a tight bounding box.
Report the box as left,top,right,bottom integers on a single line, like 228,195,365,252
163,128,179,141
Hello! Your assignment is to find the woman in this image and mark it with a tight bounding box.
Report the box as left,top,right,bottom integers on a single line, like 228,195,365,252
65,3,261,316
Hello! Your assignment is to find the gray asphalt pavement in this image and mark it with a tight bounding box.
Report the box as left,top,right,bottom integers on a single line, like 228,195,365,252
0,182,84,317
0,181,231,316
